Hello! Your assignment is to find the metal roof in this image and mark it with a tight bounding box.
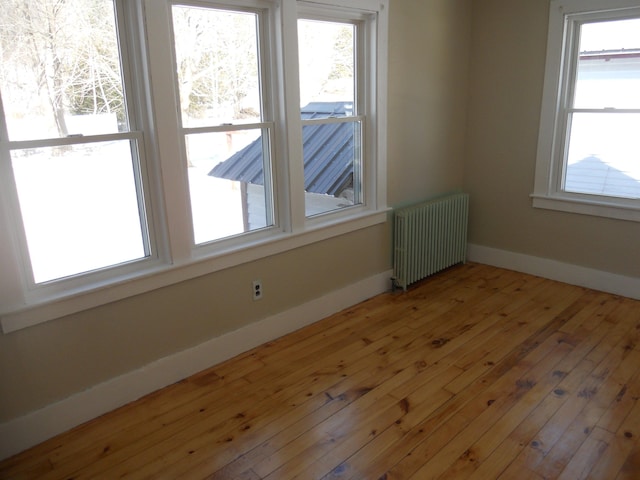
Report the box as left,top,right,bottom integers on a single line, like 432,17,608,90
209,102,355,196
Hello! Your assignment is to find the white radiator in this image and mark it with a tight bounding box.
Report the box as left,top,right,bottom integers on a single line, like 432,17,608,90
393,192,469,291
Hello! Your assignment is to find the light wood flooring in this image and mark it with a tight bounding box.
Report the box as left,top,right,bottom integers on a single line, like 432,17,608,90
2,263,640,479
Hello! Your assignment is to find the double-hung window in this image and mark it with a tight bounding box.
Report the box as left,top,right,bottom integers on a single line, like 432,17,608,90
170,4,275,245
298,11,363,217
0,0,388,332
533,0,640,221
0,2,153,288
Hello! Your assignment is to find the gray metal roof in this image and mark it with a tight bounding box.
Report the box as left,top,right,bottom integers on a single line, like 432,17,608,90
209,102,355,196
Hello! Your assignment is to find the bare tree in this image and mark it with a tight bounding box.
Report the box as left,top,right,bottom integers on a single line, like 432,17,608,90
0,0,124,138
172,6,260,123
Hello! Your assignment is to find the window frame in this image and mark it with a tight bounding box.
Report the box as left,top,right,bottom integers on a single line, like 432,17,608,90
0,1,166,301
168,2,281,247
532,0,640,222
0,0,388,333
297,10,366,218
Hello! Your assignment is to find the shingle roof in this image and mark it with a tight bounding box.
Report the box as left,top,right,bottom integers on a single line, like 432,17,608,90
209,102,355,196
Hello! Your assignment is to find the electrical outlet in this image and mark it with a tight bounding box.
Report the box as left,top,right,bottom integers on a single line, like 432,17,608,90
252,280,263,301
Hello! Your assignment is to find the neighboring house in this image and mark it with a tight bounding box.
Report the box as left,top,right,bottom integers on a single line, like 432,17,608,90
209,101,356,199
566,155,640,198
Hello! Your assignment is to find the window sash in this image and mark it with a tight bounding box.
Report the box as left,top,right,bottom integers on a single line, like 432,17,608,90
301,117,363,217
168,1,280,247
297,7,369,220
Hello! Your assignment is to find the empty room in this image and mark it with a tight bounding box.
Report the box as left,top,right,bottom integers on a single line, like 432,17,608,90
1,0,639,478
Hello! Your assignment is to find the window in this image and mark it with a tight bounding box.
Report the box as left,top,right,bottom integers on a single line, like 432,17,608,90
298,16,361,217
0,0,388,332
532,0,640,221
171,5,275,244
0,0,151,285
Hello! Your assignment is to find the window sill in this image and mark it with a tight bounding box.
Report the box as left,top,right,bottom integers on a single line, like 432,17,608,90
0,208,389,334
531,193,640,223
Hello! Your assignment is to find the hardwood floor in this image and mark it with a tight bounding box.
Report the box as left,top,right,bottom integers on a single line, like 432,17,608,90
2,263,640,479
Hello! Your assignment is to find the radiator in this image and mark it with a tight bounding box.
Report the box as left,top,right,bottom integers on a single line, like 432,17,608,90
393,192,469,291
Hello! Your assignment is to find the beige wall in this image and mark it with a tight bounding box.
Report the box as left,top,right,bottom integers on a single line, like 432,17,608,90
464,0,640,277
388,0,471,205
0,0,472,423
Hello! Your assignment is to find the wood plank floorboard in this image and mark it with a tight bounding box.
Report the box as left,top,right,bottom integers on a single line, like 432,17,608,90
2,263,640,479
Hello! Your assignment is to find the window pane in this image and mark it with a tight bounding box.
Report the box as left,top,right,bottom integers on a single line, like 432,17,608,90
299,19,360,217
574,19,640,109
298,19,355,115
11,141,148,283
171,6,261,128
0,0,127,141
186,130,273,244
564,113,640,199
303,120,362,217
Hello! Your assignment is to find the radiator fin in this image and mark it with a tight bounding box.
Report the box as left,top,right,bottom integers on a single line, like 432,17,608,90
393,193,469,291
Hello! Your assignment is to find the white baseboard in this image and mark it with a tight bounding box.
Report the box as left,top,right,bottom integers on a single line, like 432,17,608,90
468,243,640,301
0,269,393,461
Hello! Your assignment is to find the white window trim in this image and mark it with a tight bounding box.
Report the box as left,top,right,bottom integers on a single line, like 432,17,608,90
531,0,640,222
0,0,388,333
